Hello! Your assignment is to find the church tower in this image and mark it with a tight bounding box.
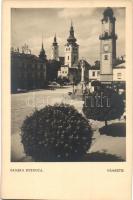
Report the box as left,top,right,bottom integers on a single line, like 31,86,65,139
52,34,59,61
65,22,79,68
99,7,117,82
39,41,47,62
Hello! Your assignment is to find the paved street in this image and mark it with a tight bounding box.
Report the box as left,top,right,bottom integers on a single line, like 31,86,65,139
11,86,84,161
11,86,126,162
11,86,76,135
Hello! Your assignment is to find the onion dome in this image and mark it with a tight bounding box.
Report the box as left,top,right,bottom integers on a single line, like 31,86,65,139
103,7,114,18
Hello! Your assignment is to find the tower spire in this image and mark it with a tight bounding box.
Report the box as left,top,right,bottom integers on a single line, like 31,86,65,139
67,20,76,44
71,19,73,27
54,33,57,43
39,33,47,61
42,32,44,49
53,33,58,46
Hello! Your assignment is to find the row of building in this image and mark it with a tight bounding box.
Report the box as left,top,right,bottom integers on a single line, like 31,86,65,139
11,7,125,93
58,7,125,85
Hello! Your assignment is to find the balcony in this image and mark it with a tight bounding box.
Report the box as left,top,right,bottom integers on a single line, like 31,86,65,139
99,32,117,40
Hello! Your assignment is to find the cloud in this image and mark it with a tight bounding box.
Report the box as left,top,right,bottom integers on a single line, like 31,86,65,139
11,7,125,64
58,8,97,18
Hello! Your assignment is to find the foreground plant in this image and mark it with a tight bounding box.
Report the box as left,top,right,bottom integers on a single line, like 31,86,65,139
21,103,92,161
83,88,125,126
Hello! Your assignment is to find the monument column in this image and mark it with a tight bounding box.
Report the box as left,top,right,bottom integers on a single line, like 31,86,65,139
81,59,85,82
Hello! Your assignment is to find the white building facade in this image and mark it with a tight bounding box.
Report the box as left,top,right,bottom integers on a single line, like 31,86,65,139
113,64,125,82
58,66,69,78
89,69,100,82
51,35,59,61
88,64,125,83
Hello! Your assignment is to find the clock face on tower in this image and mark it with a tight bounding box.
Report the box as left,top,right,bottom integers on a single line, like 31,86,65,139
103,44,109,52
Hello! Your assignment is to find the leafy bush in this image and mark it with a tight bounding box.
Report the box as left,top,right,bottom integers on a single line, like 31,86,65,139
21,103,92,161
99,123,126,137
83,88,125,126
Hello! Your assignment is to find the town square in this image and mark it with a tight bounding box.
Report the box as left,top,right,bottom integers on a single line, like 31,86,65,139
11,7,126,162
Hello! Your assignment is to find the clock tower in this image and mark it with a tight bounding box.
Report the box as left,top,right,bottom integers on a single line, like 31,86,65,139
99,7,117,82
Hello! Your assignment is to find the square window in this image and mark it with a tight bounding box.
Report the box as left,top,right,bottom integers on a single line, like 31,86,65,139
104,55,108,60
117,73,121,79
92,71,95,76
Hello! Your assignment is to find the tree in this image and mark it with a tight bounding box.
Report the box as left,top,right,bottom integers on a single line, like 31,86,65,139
94,60,100,68
47,60,61,82
21,103,92,161
83,88,125,126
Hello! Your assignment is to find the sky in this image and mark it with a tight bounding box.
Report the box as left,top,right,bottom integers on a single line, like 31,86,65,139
11,7,125,65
